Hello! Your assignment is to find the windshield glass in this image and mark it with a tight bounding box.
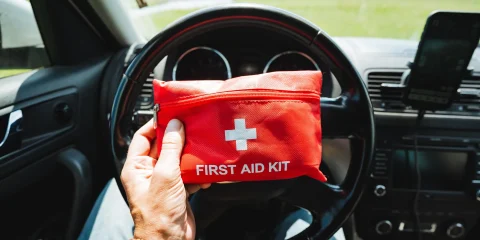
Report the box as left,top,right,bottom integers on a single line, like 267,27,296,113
128,0,480,40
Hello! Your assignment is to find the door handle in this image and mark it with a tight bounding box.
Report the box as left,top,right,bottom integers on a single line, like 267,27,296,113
0,110,23,155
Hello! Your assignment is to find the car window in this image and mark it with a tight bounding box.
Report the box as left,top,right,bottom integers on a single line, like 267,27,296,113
127,0,480,40
0,0,49,79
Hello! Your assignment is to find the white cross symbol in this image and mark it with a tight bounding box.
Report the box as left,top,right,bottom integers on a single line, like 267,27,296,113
224,119,257,151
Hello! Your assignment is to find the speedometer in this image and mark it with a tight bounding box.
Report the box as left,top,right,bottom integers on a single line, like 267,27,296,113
263,51,320,73
172,46,232,81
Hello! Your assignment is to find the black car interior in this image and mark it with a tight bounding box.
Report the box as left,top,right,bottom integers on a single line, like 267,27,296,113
0,1,479,240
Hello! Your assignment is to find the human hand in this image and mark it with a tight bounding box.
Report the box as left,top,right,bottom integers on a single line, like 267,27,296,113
121,119,210,240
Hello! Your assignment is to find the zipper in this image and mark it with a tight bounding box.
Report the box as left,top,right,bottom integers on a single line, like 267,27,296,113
161,91,319,108
153,103,160,129
153,90,319,128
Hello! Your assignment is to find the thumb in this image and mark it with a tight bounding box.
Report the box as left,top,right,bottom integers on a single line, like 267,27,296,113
157,119,185,166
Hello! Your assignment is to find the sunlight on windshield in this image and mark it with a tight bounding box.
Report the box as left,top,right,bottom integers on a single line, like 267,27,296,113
128,0,480,40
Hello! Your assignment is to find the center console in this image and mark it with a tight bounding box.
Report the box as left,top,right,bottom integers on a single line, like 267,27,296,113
352,12,480,238
355,130,480,240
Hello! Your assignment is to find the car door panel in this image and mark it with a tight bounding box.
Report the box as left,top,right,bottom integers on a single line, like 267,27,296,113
0,55,112,238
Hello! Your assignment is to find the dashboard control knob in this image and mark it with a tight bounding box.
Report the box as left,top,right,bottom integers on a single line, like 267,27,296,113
374,185,386,197
476,190,480,201
446,223,465,239
375,220,392,235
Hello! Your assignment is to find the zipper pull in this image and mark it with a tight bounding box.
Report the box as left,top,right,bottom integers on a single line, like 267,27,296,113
153,104,159,129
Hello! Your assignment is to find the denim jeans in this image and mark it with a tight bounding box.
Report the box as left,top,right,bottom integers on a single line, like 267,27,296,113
78,179,345,240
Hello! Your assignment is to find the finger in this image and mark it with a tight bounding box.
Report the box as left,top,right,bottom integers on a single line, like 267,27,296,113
149,139,159,159
120,156,156,198
185,183,211,196
157,119,184,166
127,119,156,158
136,118,157,140
185,184,202,196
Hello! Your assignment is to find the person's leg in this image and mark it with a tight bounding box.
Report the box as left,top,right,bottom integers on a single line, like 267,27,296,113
79,180,345,240
78,179,134,240
273,208,345,240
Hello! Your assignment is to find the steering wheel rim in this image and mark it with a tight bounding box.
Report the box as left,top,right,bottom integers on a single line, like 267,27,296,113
110,4,374,239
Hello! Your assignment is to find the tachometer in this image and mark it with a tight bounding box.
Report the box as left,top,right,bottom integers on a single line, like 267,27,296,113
172,46,232,81
263,51,320,73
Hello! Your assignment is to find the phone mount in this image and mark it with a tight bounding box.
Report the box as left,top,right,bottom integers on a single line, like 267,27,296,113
380,61,475,111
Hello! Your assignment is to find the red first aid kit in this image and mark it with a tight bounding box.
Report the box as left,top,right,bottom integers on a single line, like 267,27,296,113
153,71,326,184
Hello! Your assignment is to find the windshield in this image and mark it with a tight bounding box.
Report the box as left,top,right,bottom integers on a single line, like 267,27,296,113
127,0,480,40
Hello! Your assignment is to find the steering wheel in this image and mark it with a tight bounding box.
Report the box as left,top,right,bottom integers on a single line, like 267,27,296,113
110,4,374,240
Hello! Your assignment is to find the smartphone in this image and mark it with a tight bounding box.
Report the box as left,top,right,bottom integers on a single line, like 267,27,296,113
403,11,480,110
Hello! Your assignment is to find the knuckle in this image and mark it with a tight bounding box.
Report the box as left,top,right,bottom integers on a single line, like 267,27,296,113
161,142,180,151
132,131,141,139
162,133,182,149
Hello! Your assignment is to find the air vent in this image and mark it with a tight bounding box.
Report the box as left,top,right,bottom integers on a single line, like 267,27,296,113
447,75,480,114
367,70,405,111
124,44,155,112
367,71,404,100
456,75,480,105
367,70,480,115
136,72,155,110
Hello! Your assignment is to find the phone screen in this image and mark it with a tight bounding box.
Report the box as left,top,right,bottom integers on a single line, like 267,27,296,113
418,39,471,77
404,12,480,109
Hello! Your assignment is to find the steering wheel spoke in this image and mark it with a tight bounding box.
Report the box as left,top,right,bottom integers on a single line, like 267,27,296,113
321,95,364,138
279,177,346,215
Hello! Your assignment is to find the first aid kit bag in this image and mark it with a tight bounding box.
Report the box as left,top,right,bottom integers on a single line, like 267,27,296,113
153,71,326,184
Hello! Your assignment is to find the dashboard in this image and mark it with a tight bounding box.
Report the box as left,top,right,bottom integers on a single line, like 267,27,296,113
159,27,337,97
335,37,480,240
132,28,480,240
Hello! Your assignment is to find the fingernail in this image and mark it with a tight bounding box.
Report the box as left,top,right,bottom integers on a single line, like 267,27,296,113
166,119,182,132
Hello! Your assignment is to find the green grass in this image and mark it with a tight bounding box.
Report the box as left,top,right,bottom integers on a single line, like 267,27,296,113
0,69,32,79
147,0,480,39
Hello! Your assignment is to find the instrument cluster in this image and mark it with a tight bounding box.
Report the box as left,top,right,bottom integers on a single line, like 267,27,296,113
172,46,321,81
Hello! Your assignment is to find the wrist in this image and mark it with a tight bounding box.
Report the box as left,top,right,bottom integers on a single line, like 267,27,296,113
133,217,186,240
133,228,184,240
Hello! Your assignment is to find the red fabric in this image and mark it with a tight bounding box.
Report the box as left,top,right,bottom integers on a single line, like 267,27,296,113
153,71,326,184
